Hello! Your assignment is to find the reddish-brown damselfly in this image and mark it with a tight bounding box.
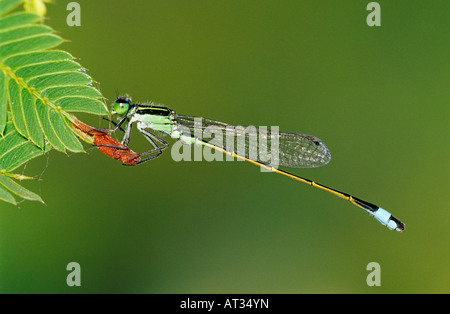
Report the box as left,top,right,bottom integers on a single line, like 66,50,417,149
72,119,141,165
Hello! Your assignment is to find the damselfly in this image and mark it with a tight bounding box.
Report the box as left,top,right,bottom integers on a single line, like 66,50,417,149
72,119,141,165
96,97,405,232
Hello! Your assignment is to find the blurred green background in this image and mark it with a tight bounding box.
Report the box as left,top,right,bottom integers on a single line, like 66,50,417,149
0,0,449,293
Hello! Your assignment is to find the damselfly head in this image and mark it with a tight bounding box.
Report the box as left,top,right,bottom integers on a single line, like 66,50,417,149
112,97,131,115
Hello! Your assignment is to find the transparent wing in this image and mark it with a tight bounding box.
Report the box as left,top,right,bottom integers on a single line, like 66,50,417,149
175,115,331,169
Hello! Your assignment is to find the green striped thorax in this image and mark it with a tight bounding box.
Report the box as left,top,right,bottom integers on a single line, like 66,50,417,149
110,97,180,139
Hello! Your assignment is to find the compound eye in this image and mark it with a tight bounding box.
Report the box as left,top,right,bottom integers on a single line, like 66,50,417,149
112,98,130,115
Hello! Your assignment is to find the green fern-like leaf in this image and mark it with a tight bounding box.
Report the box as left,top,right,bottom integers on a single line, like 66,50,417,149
0,8,109,149
0,0,109,205
0,111,50,205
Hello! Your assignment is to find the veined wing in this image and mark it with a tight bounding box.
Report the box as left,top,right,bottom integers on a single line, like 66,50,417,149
175,115,331,169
